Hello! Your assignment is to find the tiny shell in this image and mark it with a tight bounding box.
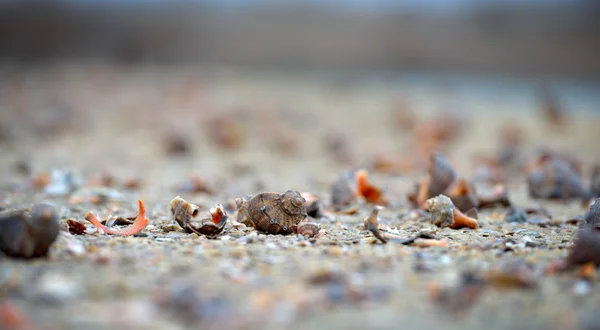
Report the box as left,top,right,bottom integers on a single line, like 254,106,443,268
363,206,386,243
426,195,478,229
295,221,320,238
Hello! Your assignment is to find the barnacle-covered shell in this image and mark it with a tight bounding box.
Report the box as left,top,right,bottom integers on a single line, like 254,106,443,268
585,198,600,229
426,195,455,228
247,190,307,235
448,179,478,212
170,196,199,231
526,157,586,199
0,203,59,259
331,170,357,210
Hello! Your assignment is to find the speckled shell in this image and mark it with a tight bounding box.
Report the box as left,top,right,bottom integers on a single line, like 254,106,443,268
235,195,253,227
527,158,586,199
331,170,357,210
248,190,307,235
426,195,455,228
0,203,59,259
427,153,456,198
585,198,600,228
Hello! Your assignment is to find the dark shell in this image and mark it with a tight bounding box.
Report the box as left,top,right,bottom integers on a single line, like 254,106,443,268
427,153,456,198
0,203,59,259
301,192,323,219
247,190,307,235
527,158,586,199
566,228,600,266
187,217,227,237
330,170,357,210
591,167,600,197
235,195,253,227
585,198,600,228
448,179,478,212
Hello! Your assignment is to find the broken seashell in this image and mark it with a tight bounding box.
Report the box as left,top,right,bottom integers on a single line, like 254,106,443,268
355,169,388,206
426,195,478,229
85,200,149,236
363,206,387,244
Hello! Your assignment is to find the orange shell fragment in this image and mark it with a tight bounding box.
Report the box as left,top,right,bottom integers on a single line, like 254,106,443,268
355,169,388,206
85,200,149,236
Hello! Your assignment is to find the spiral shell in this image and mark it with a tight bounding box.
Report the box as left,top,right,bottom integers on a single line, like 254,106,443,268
247,190,307,235
426,195,455,228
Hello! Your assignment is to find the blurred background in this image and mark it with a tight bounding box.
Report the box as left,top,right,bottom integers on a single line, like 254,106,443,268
1,0,600,77
0,0,599,190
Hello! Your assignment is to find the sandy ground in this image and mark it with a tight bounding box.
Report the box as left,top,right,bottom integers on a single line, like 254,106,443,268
1,63,600,330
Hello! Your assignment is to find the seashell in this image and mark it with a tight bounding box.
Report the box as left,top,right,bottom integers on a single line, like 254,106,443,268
591,167,600,198
426,195,478,229
247,190,307,235
301,192,323,219
526,155,586,199
355,169,388,206
186,204,228,237
585,198,600,229
86,200,149,236
170,196,200,230
235,195,254,227
475,183,511,209
330,170,357,210
170,196,227,237
447,179,478,212
0,203,60,259
363,206,386,243
294,221,320,238
566,228,600,267
416,153,456,207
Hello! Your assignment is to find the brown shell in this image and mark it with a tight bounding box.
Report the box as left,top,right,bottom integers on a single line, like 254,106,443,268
448,179,478,212
295,221,320,238
526,157,586,199
566,228,600,267
301,192,322,219
591,167,600,198
330,170,357,210
427,153,456,197
585,198,600,229
0,203,59,259
363,206,386,243
247,190,307,235
170,196,199,231
235,195,253,227
426,195,455,228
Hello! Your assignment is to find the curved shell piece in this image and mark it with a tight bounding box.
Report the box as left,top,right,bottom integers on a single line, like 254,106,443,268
248,190,307,235
170,196,199,231
427,153,456,197
187,204,228,237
